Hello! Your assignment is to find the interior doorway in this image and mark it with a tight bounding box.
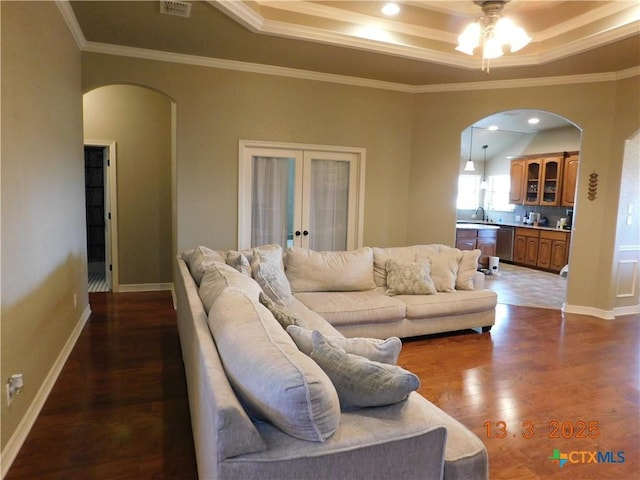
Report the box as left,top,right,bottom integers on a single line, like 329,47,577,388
84,141,119,292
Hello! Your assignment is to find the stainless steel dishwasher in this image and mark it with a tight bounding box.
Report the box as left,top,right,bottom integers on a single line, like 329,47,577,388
496,226,515,262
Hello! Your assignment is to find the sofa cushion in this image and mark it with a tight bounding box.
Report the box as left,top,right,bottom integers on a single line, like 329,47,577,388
310,331,420,409
207,288,340,442
399,289,498,319
251,245,292,305
198,262,263,313
415,250,459,293
385,259,437,296
286,325,402,364
372,246,419,288
294,290,406,327
182,246,227,285
456,249,481,290
285,247,376,292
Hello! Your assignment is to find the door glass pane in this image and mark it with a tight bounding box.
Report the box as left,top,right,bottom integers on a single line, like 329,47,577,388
309,159,350,251
251,156,295,248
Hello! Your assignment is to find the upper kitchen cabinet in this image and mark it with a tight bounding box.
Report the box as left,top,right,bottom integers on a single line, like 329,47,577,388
509,158,526,204
510,152,577,206
561,151,579,207
524,158,542,205
539,156,564,206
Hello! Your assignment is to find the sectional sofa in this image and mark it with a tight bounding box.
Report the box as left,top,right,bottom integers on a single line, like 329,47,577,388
175,244,496,479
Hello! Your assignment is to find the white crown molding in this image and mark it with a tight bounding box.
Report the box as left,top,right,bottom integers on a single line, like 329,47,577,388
209,0,640,70
534,1,640,42
55,0,87,49
82,40,640,94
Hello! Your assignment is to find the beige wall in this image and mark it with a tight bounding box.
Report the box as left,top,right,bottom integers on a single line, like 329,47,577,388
80,44,637,318
81,54,415,252
83,85,173,285
409,81,639,314
1,2,85,455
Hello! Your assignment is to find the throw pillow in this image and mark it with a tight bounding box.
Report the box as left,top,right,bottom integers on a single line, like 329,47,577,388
456,249,481,290
385,259,437,296
259,292,301,329
250,245,293,305
286,325,402,364
182,246,227,285
310,331,420,409
226,251,252,276
415,251,459,293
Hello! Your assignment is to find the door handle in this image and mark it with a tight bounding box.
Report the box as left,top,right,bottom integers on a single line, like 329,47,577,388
303,230,309,236
295,231,301,236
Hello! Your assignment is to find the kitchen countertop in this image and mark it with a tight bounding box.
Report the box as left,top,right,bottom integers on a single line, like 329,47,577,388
455,223,499,230
456,220,572,233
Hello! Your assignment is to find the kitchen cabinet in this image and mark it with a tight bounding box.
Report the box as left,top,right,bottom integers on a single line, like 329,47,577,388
510,152,577,206
509,158,526,204
514,227,570,272
540,156,563,206
524,159,542,205
562,151,579,207
514,228,539,266
456,227,497,267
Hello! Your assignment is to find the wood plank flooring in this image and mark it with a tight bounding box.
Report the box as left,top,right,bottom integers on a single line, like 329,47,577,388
5,293,639,479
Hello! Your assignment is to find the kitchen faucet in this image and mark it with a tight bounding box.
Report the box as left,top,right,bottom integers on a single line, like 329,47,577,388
474,206,485,222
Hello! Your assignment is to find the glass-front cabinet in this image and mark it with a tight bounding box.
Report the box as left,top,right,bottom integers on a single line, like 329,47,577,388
524,159,541,205
540,156,564,206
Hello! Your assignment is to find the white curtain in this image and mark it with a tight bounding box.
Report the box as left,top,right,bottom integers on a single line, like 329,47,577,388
251,156,291,247
310,159,349,251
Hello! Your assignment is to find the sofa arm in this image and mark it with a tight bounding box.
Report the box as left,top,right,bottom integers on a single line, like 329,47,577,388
472,271,485,290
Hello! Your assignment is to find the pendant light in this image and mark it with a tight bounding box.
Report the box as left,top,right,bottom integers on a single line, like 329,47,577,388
464,127,475,172
480,144,488,189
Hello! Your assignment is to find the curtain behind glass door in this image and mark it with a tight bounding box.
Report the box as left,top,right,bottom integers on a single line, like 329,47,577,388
309,159,350,251
251,156,295,247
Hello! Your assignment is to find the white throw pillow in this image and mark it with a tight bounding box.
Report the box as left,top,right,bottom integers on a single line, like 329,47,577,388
198,262,263,313
285,247,376,292
182,246,227,285
456,249,481,290
385,259,437,296
250,245,292,305
415,250,459,292
286,325,402,364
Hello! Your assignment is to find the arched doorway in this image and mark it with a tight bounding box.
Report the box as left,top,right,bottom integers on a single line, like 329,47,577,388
83,85,175,293
457,109,582,309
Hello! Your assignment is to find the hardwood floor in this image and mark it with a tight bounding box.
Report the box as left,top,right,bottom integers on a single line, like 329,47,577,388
6,293,639,479
5,292,197,480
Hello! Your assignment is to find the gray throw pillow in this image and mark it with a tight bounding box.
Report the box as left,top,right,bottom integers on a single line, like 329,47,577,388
385,259,437,295
259,292,301,329
287,325,402,364
310,331,420,409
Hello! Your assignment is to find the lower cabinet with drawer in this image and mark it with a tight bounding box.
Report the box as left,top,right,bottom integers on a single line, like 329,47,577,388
455,227,498,267
514,227,570,272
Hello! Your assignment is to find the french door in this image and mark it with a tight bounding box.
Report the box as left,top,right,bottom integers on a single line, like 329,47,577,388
238,141,365,251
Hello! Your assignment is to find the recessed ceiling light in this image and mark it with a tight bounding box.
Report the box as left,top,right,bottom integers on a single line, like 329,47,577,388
488,125,499,131
381,2,400,16
528,117,540,125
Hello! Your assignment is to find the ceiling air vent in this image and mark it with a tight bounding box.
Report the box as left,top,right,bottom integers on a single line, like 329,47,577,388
160,1,192,18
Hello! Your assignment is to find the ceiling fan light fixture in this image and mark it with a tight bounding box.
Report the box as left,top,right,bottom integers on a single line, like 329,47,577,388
455,0,530,72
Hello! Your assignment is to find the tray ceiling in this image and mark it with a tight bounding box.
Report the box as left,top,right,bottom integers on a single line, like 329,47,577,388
69,1,640,86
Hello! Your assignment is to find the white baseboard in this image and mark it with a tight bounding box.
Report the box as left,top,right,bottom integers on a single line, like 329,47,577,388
118,282,174,293
1,305,91,478
613,304,640,317
563,302,640,319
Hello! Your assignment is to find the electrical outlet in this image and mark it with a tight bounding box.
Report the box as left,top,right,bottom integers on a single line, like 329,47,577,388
6,374,23,406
